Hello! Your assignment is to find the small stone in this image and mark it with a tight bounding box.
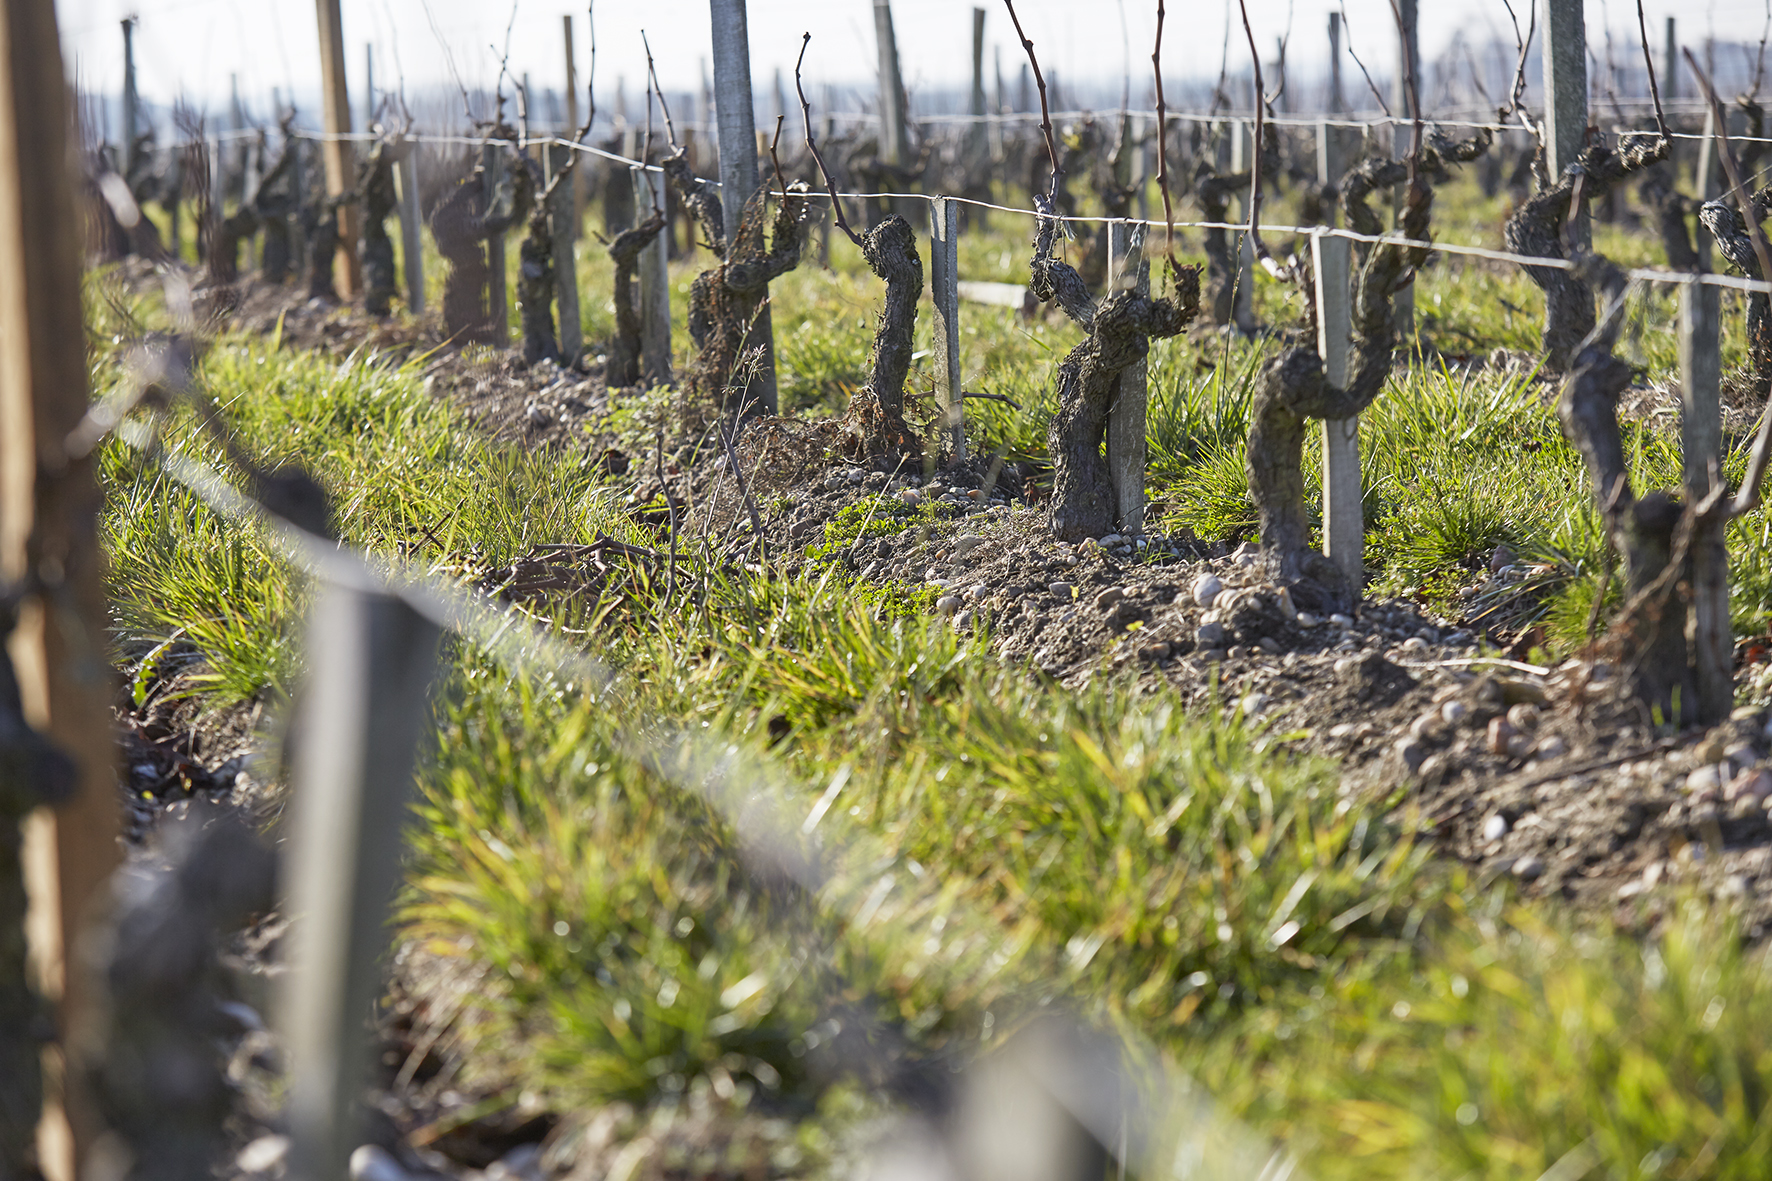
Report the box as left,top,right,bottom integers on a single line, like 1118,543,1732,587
1531,735,1568,761
1409,712,1442,740
1441,700,1470,726
951,534,986,557
1695,735,1727,765
1239,692,1270,716
1139,642,1172,661
955,609,974,627
1257,636,1282,654
899,489,921,506
1274,586,1299,620
789,518,821,541
1094,587,1126,610
1192,573,1224,609
846,468,866,484
1328,723,1356,739
1489,544,1515,574
1724,742,1758,774
1505,733,1534,759
1687,764,1725,794
875,538,893,559
1196,620,1227,646
1644,861,1665,887
1505,703,1539,732
1048,581,1074,599
1397,737,1428,772
1486,716,1517,755
1728,768,1772,803
968,584,990,603
350,1146,416,1181
1333,656,1360,677
1099,534,1125,548
1512,855,1545,880
1296,611,1318,628
1227,645,1249,660
1330,613,1355,628
1234,551,1259,569
967,488,984,500
1076,538,1101,554
1617,880,1645,899
936,595,963,614
1400,636,1430,656
1482,813,1509,841
1416,627,1440,644
237,1136,290,1176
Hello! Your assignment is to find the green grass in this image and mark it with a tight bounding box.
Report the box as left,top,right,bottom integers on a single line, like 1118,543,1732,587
86,159,1772,1177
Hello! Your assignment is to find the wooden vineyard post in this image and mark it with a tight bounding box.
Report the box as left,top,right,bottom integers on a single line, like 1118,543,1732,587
545,145,581,361
563,15,583,232
969,6,989,213
1106,221,1150,534
395,145,424,315
709,0,777,414
315,0,362,298
1314,230,1361,590
632,165,670,386
1542,0,1589,250
281,582,441,1181
483,143,508,346
1392,0,1418,338
1227,120,1255,334
0,2,123,1176
1695,104,1722,265
929,196,965,464
873,0,911,168
1680,277,1732,722
120,18,138,173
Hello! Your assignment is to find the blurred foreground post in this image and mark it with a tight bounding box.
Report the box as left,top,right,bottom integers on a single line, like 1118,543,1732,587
281,582,440,1181
0,1,122,1176
483,144,508,345
1542,0,1588,248
315,0,362,297
1314,230,1361,590
1106,221,1149,534
1392,0,1418,337
709,0,777,414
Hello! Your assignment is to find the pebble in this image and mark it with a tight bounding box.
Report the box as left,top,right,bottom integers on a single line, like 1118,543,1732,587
1695,736,1727,765
1139,642,1172,661
936,595,963,614
966,488,984,500
1728,768,1772,803
1048,581,1074,599
236,1136,291,1176
1192,573,1224,609
875,538,893,559
968,584,990,604
1196,619,1227,646
846,468,866,484
951,534,985,557
1441,700,1470,726
1532,735,1568,761
1274,586,1299,621
350,1147,417,1181
1724,741,1758,774
1257,636,1282,654
1409,711,1441,740
899,489,921,506
1396,737,1427,772
1505,703,1539,732
955,609,974,627
1100,534,1126,548
1511,855,1545,880
1076,538,1101,554
1486,716,1516,755
1687,764,1726,793
1400,636,1430,656
1328,723,1356,739
1239,693,1270,716
823,474,846,491
1482,813,1509,841
1094,587,1126,610
1330,613,1355,628
1332,656,1360,677
1296,611,1318,628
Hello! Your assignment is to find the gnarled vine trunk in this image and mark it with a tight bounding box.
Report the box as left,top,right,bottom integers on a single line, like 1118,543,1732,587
1030,198,1201,542
841,215,924,459
1700,187,1772,402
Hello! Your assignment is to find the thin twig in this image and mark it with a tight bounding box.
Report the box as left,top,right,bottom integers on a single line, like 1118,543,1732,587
1153,0,1176,265
796,33,864,248
1386,0,1424,181
1339,1,1391,118
961,390,1022,408
641,30,677,150
1003,0,1061,202
1234,0,1270,264
655,420,678,608
1636,0,1668,138
768,114,789,205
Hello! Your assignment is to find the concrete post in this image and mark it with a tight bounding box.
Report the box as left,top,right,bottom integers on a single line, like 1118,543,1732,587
1542,0,1589,247
710,0,777,413
873,0,911,167
1107,221,1150,534
1314,231,1360,590
315,0,362,297
1680,277,1731,722
930,196,965,463
633,166,671,386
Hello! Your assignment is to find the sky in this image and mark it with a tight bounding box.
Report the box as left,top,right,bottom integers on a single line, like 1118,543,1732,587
58,0,1772,130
